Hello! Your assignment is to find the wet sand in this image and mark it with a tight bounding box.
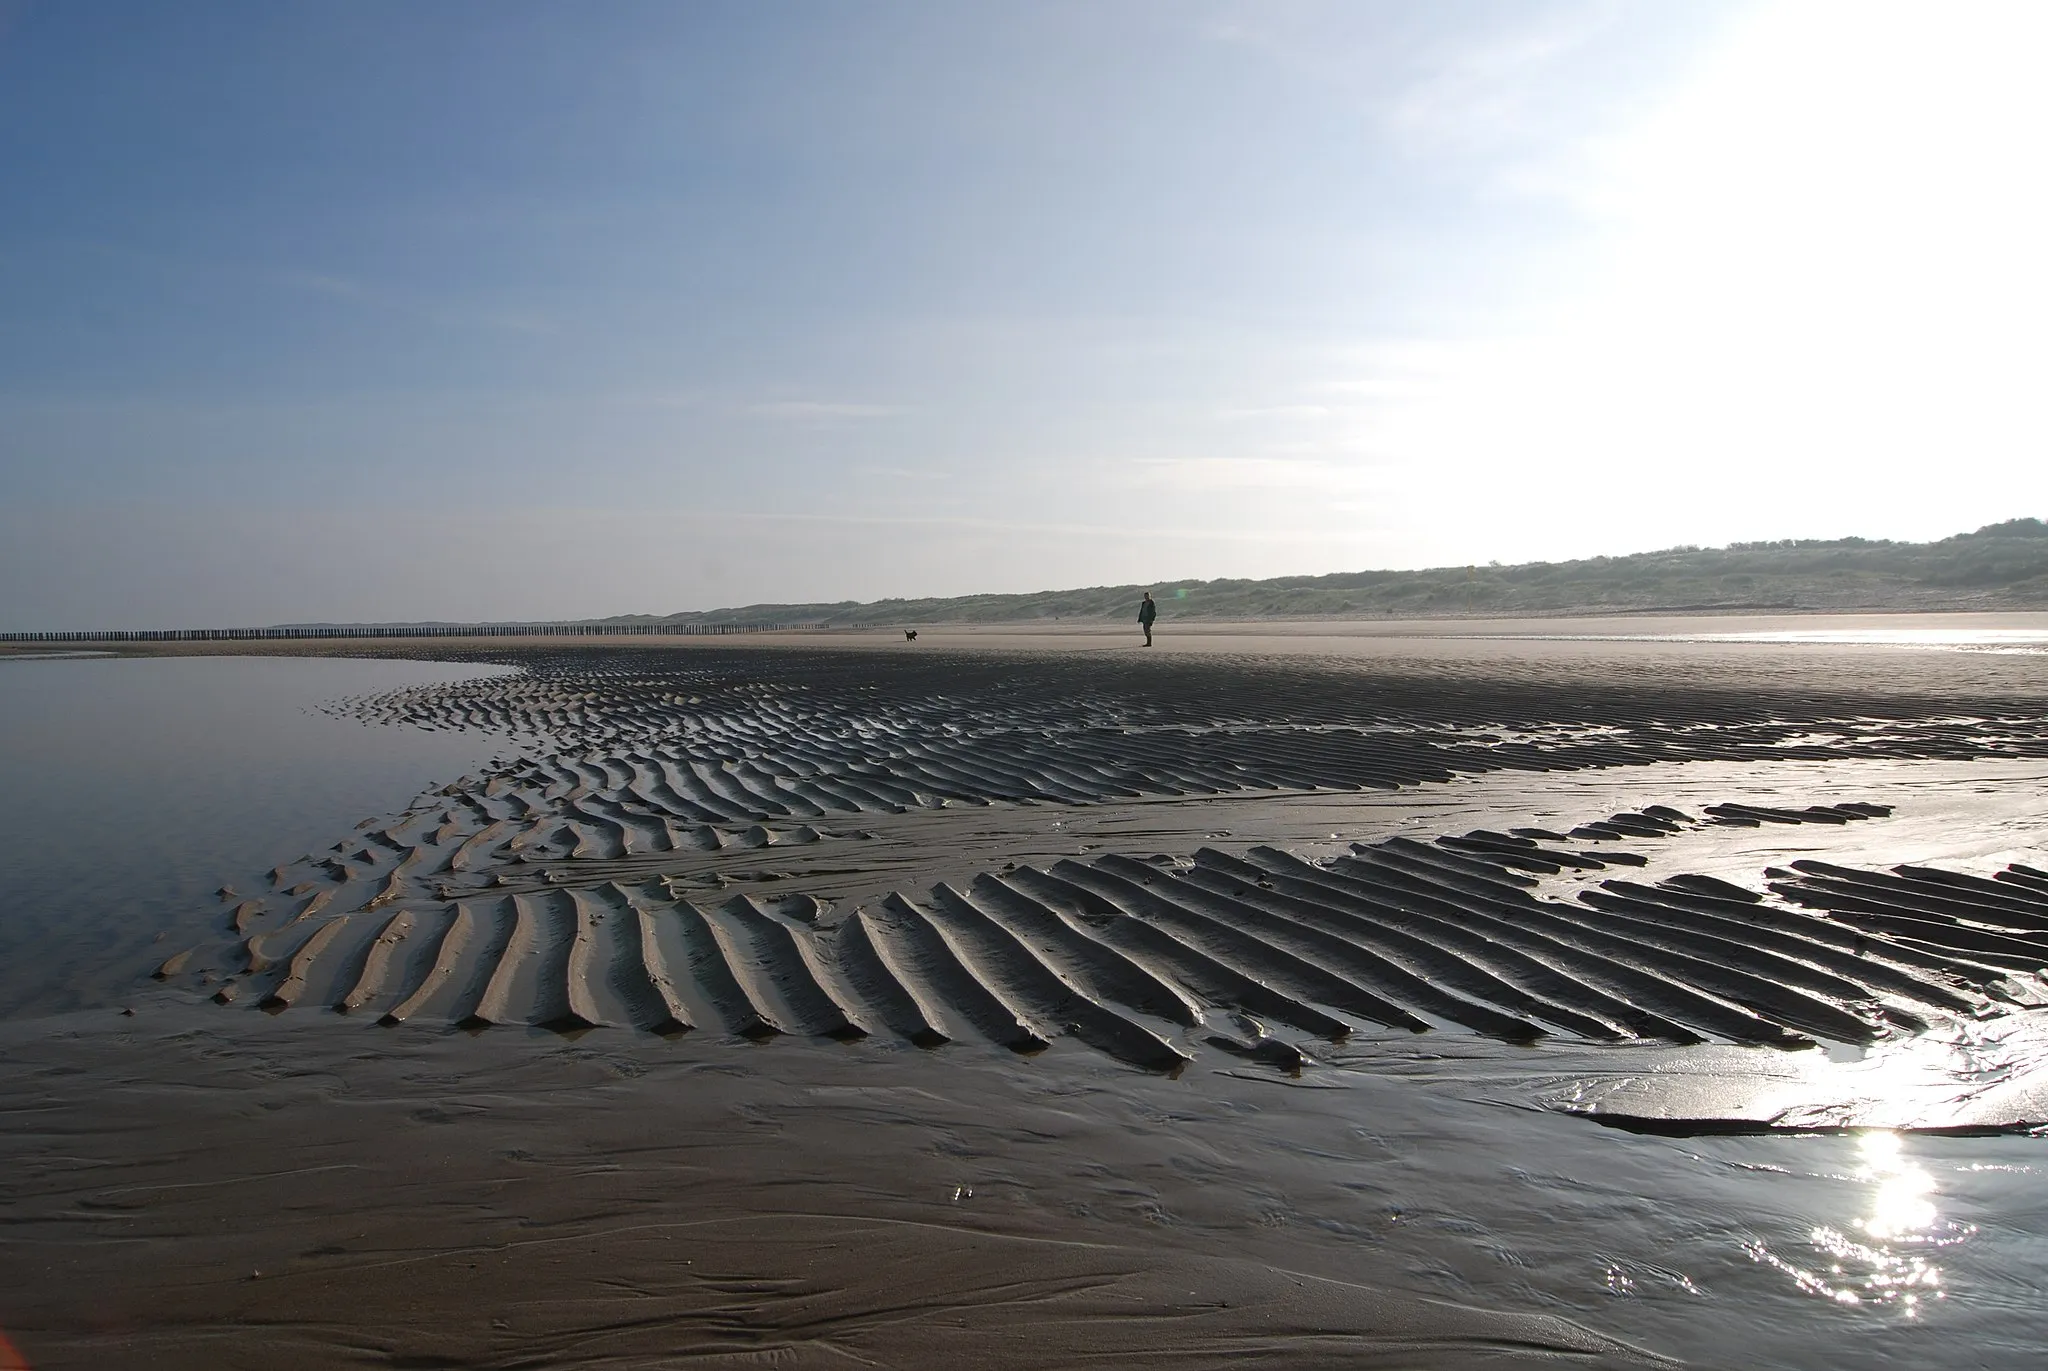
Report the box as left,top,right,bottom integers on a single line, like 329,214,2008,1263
4,1006,1685,1371
4,623,2047,1367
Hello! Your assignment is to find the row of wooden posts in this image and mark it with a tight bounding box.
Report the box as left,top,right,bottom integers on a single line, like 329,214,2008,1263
0,622,821,643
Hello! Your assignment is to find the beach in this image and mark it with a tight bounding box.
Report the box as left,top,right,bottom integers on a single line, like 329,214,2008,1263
2,617,2046,1368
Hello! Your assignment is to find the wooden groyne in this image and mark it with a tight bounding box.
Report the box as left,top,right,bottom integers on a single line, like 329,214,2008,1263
0,622,821,643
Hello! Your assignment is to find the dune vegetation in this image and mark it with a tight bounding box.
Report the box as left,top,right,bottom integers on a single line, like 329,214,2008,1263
616,518,2048,628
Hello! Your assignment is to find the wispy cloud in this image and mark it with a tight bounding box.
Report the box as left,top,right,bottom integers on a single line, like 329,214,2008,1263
244,260,551,334
482,505,1303,544
1213,404,1332,422
857,464,951,481
270,269,365,299
1383,9,1612,160
617,390,707,411
746,400,908,422
1119,456,1383,493
88,243,558,335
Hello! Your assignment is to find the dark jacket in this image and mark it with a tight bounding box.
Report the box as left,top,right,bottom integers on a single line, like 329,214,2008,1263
1138,598,1157,624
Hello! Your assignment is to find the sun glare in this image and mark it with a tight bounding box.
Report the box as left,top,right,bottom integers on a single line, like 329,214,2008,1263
1855,1131,1939,1243
1589,0,2048,491
1367,0,2048,554
1747,1128,1975,1317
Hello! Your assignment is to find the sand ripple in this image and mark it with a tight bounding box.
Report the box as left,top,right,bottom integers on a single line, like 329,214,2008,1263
159,795,2048,1072
144,649,2048,1082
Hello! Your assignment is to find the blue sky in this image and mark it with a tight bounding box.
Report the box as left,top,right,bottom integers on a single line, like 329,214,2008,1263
2,1,2042,627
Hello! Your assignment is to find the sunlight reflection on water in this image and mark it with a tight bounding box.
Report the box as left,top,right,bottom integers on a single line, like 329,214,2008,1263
1669,629,2048,649
1500,628,2048,650
1745,1131,1974,1318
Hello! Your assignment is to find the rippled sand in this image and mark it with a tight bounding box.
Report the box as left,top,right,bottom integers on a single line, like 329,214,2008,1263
4,623,2047,1368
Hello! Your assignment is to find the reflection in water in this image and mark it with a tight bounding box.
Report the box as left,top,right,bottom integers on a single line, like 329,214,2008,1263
1746,1131,1975,1317
0,656,519,1015
1492,628,2048,651
1691,629,2048,648
1859,1132,1937,1241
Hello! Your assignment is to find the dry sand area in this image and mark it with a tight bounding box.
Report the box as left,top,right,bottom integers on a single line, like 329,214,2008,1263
6,620,2048,1369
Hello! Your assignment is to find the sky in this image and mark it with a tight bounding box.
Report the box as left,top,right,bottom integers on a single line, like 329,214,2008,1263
2,0,2043,628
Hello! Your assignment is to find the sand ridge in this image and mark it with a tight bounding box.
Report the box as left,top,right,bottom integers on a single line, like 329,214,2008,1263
159,790,2048,1076
138,645,2048,1093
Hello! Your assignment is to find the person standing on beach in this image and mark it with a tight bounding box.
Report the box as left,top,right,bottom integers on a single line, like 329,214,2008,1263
1138,591,1157,647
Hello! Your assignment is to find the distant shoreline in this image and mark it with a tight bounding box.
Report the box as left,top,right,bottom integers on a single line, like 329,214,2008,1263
9,600,2048,644
7,518,2043,643
7,608,2047,662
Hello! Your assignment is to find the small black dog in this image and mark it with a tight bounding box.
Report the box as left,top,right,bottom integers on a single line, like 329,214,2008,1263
904,630,918,641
